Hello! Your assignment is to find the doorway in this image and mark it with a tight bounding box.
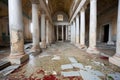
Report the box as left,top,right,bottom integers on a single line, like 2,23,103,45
103,24,109,42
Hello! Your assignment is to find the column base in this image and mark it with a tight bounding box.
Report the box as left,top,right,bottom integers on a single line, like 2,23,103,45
79,45,87,50
109,55,120,67
31,45,41,53
9,54,29,64
86,47,100,54
107,41,114,45
40,42,47,48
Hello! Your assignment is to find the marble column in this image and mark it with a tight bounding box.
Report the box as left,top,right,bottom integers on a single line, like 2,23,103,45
66,26,68,41
75,15,80,46
73,20,76,44
86,0,99,54
107,24,114,45
71,23,73,43
41,11,46,48
62,26,64,41
80,7,87,50
31,3,41,52
8,0,29,64
57,26,59,41
46,19,50,46
109,0,120,67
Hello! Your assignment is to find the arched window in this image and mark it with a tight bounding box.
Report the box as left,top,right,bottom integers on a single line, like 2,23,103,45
57,14,63,21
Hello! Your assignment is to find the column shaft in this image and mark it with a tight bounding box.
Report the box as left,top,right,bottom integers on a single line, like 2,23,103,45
66,26,68,41
80,8,87,49
109,0,120,67
62,26,64,41
8,0,29,64
57,26,59,41
41,13,46,48
87,0,99,54
46,19,50,45
75,15,80,45
31,4,41,52
73,21,76,43
107,24,114,45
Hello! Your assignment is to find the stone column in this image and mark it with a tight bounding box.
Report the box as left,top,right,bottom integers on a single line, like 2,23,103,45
107,24,114,45
57,25,59,41
62,26,64,41
86,0,99,54
109,0,120,67
8,0,29,64
80,7,87,50
66,25,68,41
73,20,76,44
41,11,46,48
46,19,50,46
75,15,80,46
31,3,41,52
71,23,73,43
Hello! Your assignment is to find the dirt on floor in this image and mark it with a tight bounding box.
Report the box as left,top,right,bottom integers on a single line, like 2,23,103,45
0,42,120,80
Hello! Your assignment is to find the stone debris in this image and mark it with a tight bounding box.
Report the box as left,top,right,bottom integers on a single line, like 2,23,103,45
68,57,78,63
92,60,104,66
86,69,105,77
52,55,60,60
61,71,80,77
52,71,57,75
72,63,84,69
84,65,92,70
61,64,73,70
0,64,20,77
107,72,120,80
80,70,101,80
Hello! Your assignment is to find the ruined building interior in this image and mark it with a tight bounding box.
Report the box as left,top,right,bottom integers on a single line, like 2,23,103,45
0,0,120,80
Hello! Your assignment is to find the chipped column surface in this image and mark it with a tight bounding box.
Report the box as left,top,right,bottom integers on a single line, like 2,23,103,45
31,4,41,52
8,0,29,64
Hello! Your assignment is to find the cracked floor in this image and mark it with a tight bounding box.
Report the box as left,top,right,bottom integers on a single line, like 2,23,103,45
1,42,120,80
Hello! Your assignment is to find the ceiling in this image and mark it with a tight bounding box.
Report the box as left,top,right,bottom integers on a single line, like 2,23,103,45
48,0,73,17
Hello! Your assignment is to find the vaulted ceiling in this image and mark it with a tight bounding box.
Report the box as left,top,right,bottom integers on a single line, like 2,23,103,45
48,0,73,17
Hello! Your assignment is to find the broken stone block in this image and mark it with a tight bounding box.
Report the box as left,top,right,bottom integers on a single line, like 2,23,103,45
52,55,60,60
80,70,101,80
0,65,20,77
72,63,84,69
68,57,78,63
86,69,105,77
0,61,11,70
61,71,80,77
61,64,73,70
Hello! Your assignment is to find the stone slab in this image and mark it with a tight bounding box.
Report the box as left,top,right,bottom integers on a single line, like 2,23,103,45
61,64,73,70
72,63,84,69
80,70,101,80
86,69,105,77
68,57,78,63
109,56,120,67
108,73,120,80
0,61,11,71
61,71,80,77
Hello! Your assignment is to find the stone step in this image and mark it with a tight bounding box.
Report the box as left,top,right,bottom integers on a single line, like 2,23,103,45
0,61,11,71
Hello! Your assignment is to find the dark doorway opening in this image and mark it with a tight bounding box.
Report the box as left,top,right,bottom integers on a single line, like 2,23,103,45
103,24,109,42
